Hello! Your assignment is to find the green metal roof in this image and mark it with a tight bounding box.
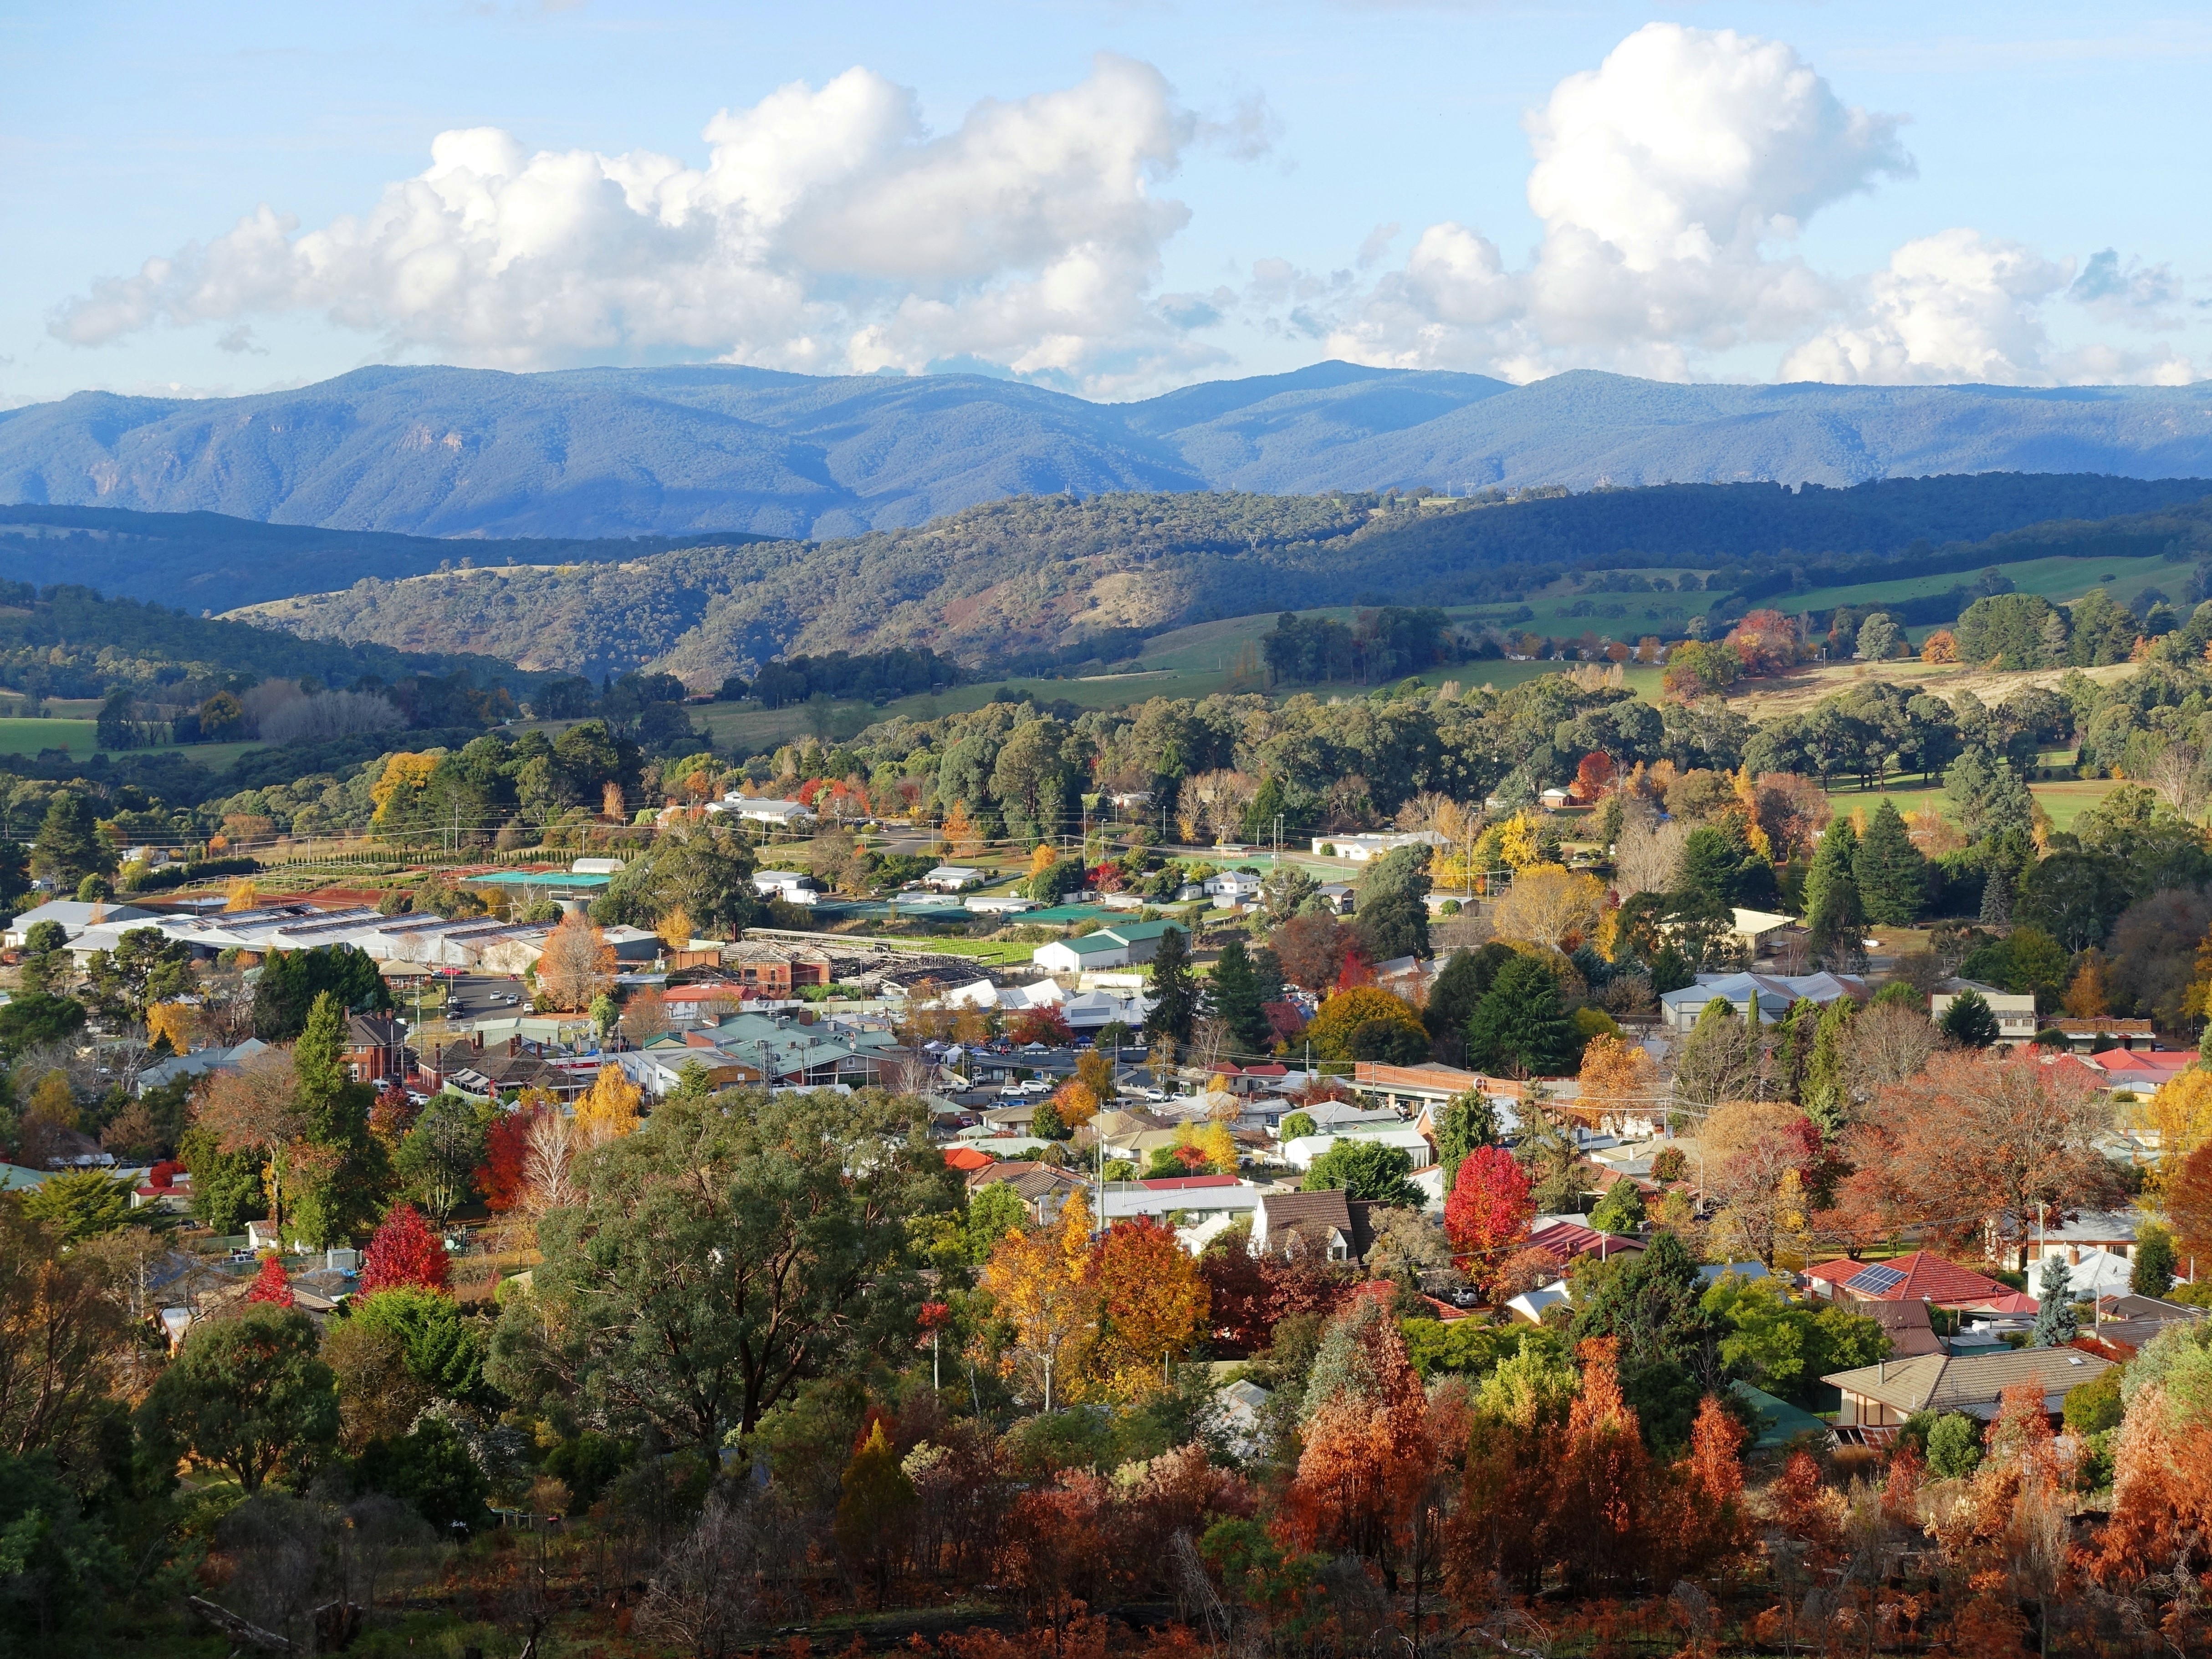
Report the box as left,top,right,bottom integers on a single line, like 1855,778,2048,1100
1730,1381,1830,1451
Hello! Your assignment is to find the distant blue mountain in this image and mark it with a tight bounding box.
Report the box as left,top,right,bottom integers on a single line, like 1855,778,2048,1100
5,361,2212,540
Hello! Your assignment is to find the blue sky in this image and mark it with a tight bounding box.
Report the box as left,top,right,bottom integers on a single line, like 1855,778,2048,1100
4,1,2207,406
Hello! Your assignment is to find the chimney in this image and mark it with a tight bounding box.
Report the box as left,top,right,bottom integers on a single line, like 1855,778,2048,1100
473,1031,483,1051
509,1035,521,1057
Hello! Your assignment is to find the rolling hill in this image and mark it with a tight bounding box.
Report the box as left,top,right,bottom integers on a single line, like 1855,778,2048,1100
8,362,2212,541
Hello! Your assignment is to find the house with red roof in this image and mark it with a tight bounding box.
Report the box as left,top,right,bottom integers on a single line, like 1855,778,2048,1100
1525,1220,1645,1270
1805,1251,2023,1312
943,1146,996,1173
2087,1049,2194,1097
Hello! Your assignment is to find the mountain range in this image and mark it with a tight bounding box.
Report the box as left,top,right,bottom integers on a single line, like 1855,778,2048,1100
7,362,2212,541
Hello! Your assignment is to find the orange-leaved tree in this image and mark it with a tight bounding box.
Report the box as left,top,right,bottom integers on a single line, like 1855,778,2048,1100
1549,1337,1650,1593
1575,1034,1663,1133
978,1190,1099,1412
537,909,615,1009
1088,1217,1210,1398
1285,1291,1433,1580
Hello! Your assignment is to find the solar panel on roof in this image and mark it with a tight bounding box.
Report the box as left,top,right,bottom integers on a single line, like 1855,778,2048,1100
1846,1263,1906,1295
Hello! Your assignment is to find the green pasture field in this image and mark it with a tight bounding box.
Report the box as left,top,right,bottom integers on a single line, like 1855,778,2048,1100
1786,551,2188,621
0,718,101,760
1821,773,2123,832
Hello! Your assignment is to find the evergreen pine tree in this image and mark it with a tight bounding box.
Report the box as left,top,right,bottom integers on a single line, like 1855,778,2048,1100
1434,1088,1499,1186
1465,955,1575,1077
1807,872,1867,973
1800,998,1857,1134
1940,989,2000,1048
1802,818,1858,918
2030,1255,2079,1347
1144,924,1198,1045
1979,862,2013,925
31,793,110,888
1589,1175,1646,1235
2132,1223,2177,1297
1422,943,1515,1064
1852,799,1928,924
1206,937,1269,1052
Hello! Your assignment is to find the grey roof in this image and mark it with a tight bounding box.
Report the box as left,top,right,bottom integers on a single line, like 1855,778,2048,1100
1824,1347,2115,1418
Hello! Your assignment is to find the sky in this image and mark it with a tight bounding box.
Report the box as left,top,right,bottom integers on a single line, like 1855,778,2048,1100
3,1,2208,408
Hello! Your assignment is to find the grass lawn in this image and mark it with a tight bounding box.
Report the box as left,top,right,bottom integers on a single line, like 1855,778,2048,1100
0,718,101,760
1787,550,2189,620
1822,772,2123,832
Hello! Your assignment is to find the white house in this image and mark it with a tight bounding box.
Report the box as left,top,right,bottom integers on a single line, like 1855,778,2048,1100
1204,871,1264,903
1309,831,1447,862
751,871,820,905
923,866,985,892
709,795,815,830
1932,981,2039,1046
1281,1125,1435,1172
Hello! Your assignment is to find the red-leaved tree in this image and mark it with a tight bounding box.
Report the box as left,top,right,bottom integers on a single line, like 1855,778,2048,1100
244,1253,295,1307
474,1105,541,1213
1443,1145,1534,1295
1009,1007,1075,1047
360,1201,450,1294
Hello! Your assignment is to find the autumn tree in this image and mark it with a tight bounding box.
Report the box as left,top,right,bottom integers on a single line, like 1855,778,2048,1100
1443,1146,1534,1296
537,909,615,1009
1575,1033,1663,1133
197,1048,306,1234
361,1201,451,1294
1550,1337,1651,1592
979,1191,1100,1411
1492,864,1606,954
244,1254,295,1307
1873,1048,2115,1269
573,1063,644,1142
1286,1293,1432,1580
1088,1217,1210,1396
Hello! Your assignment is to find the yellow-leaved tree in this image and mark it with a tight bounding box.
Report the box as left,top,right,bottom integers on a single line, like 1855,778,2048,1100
147,1001,196,1054
2142,1067,2212,1202
1048,1079,1099,1131
978,1189,1099,1412
1492,863,1606,953
655,905,694,954
1575,1034,1664,1133
573,1064,643,1143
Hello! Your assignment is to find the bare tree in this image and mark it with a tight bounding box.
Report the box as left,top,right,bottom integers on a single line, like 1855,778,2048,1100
521,1109,584,1218
1842,1001,1942,1113
537,910,615,1009
635,1488,797,1659
1614,817,1690,900
2144,740,2206,817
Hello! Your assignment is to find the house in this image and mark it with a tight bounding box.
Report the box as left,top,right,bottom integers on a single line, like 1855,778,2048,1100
1730,909,1795,955
1213,1378,1273,1458
1854,1298,1945,1358
344,1014,408,1084
966,1160,1089,1223
135,1038,271,1094
423,1035,577,1100
1281,1125,1435,1172
1309,831,1446,862
1250,1189,1377,1262
2010,1207,2145,1268
751,871,821,904
1108,790,1154,811
710,795,815,830
1826,1348,2115,1429
600,925,664,964
2043,1017,2156,1053
2076,1294,2207,1360
1506,1279,1573,1323
1539,786,1573,811
1659,971,1867,1032
923,866,985,892
1804,1251,2020,1312
1031,920,1185,975
1931,980,2039,1046
720,941,833,996
1524,1219,1645,1270
2090,1050,2196,1098
1316,883,1356,915
1100,1178,1262,1224
4,899,161,948
1203,870,1263,903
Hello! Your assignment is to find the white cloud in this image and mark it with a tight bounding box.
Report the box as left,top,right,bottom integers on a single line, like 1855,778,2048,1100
1324,23,1910,377
1310,22,2197,387
48,55,1237,395
1779,230,2069,384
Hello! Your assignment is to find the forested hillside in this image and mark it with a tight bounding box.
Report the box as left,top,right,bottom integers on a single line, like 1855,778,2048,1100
0,504,771,614
230,476,2212,681
10,358,2212,539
